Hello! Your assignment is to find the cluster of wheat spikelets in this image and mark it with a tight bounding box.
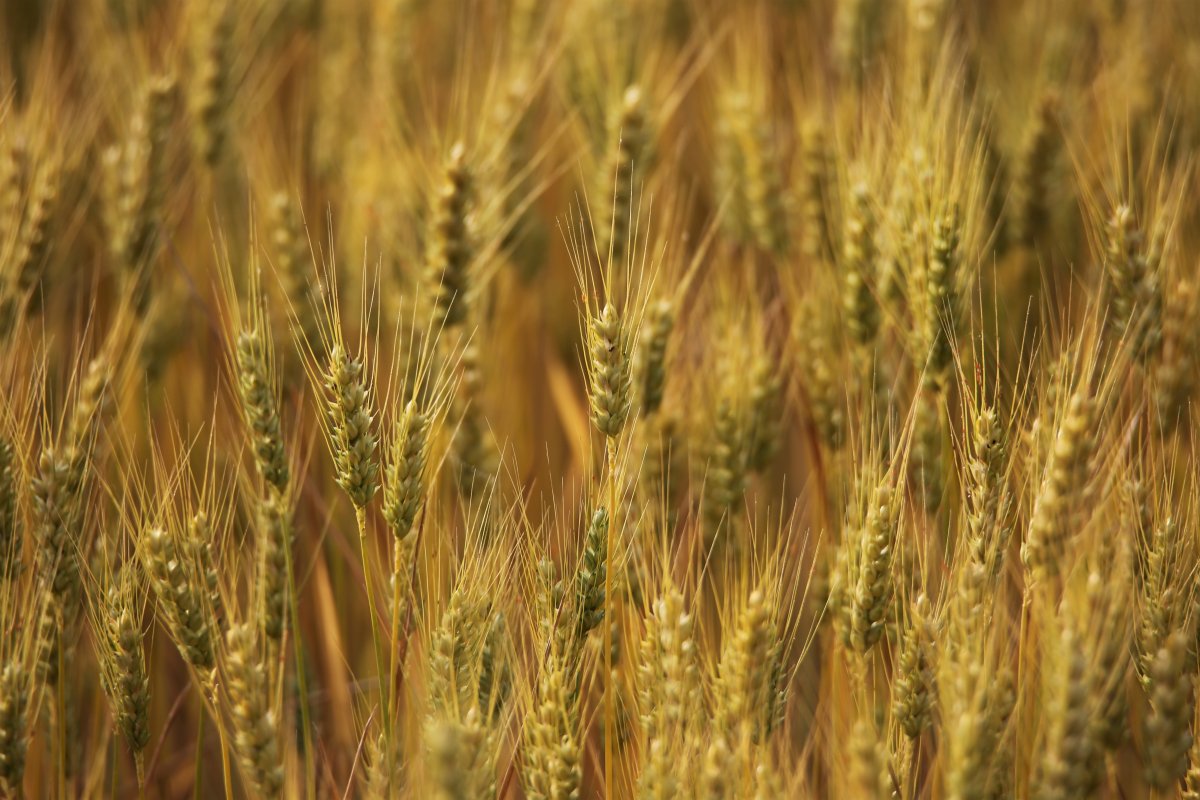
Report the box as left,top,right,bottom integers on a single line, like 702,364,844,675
3,0,1200,797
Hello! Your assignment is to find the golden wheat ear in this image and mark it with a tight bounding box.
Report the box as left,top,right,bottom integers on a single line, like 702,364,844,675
222,622,285,798
92,566,151,784
425,143,476,332
0,657,31,795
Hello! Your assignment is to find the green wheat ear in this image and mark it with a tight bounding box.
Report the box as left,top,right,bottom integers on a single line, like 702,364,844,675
573,507,609,651
323,344,380,510
588,303,633,440
383,401,430,540
848,484,897,654
236,326,289,493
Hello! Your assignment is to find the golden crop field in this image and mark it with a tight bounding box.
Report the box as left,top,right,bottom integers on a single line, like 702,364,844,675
1,0,1199,797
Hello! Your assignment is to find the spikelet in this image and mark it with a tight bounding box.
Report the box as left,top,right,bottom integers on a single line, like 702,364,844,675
363,729,400,800
66,356,111,476
740,107,789,258
942,663,1015,800
389,529,418,642
1144,630,1195,791
104,74,178,280
598,86,650,267
257,496,292,642
715,89,788,255
187,513,221,621
1103,204,1148,333
1009,93,1059,249
637,736,679,798
745,352,782,473
0,439,18,575
224,623,284,798
963,403,1009,578
322,345,380,509
95,574,151,762
848,718,891,799
530,557,560,649
848,484,897,654
714,94,750,246
426,586,488,717
637,580,702,743
453,340,497,495
702,391,746,544
799,116,835,261
1027,350,1071,462
425,143,474,329
1185,731,1200,800
893,594,936,739
1136,517,1180,686
910,384,944,511
946,552,986,662
236,326,289,493
32,448,82,598
700,734,735,799
980,672,1017,798
752,759,785,800
587,303,633,439
842,178,880,353
31,353,110,601
714,587,774,739
3,149,58,301
1032,626,1102,799
760,639,789,743
477,612,511,722
35,590,66,689
0,662,30,795
269,193,321,353
572,507,609,651
1022,390,1094,581
143,525,217,675
0,141,26,240
523,654,582,800
190,0,234,166
383,400,430,540
925,204,961,382
635,298,673,416
1102,202,1161,356
1154,277,1198,431
426,709,495,798
1087,571,1130,753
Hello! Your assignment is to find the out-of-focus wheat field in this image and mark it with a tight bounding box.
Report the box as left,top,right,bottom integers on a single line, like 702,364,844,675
3,0,1200,797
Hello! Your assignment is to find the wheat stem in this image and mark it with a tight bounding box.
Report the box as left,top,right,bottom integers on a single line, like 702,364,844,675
356,506,390,744
604,439,617,799
282,524,316,798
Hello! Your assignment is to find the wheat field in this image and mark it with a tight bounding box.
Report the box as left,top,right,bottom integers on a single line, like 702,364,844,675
1,0,1200,797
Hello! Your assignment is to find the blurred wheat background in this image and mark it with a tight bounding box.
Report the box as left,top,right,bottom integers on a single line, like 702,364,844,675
2,0,1200,797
